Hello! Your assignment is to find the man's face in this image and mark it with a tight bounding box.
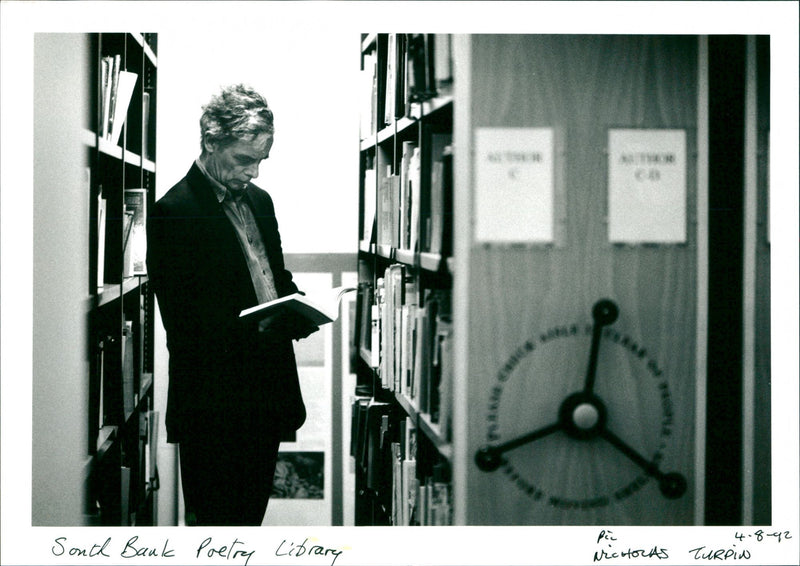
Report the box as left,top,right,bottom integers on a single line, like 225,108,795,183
203,132,274,192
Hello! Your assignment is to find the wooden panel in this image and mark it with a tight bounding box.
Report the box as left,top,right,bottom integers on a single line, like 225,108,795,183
465,35,699,525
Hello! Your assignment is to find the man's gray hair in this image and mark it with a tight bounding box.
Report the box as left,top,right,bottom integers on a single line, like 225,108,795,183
199,84,274,151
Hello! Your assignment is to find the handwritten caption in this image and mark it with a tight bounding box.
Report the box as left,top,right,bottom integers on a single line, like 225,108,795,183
593,529,669,561
51,535,345,566
593,529,793,562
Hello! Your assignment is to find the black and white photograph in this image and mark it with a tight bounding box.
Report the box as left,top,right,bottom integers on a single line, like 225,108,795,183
1,1,798,565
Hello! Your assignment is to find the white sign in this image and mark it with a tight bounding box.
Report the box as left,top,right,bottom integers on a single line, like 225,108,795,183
475,127,555,243
608,129,687,243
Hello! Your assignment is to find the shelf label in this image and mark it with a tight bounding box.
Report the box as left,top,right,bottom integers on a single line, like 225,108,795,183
608,128,687,244
475,127,555,244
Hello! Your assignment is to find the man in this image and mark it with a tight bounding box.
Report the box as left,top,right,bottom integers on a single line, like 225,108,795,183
147,84,317,526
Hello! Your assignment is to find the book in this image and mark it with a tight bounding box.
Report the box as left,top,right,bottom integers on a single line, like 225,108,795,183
407,146,421,252
121,321,135,420
148,410,159,488
100,56,113,139
384,34,396,126
356,282,374,365
432,483,451,525
139,411,149,490
95,336,106,431
239,286,356,326
97,189,107,289
399,141,418,251
440,146,454,257
350,396,371,460
360,52,378,139
407,34,435,103
107,54,121,139
101,333,120,425
435,316,454,442
411,305,427,406
121,208,135,278
424,134,452,254
364,401,394,492
371,299,381,369
362,164,376,244
141,91,151,159
376,166,401,248
120,466,131,525
393,34,407,119
124,189,147,275
433,34,453,88
391,441,402,525
402,451,418,526
109,70,138,144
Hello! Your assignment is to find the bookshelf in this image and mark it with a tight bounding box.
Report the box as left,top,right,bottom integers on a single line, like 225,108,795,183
33,32,159,526
354,34,770,527
87,32,159,527
353,33,455,526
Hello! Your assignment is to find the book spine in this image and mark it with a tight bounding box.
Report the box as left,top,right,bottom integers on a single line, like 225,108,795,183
121,208,135,278
120,466,131,525
362,165,376,244
100,56,113,139
393,34,407,119
141,91,151,160
384,34,396,127
107,54,121,141
435,317,453,443
124,189,147,275
377,166,391,248
122,320,135,420
102,333,121,425
433,34,453,88
96,336,106,431
148,410,159,486
111,71,139,145
408,147,421,253
97,189,107,289
360,52,377,139
391,441,402,525
370,301,381,370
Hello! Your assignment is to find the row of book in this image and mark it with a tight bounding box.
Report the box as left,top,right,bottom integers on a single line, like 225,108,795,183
350,397,395,524
100,55,138,145
362,265,453,442
366,133,453,255
140,409,160,496
360,34,454,138
97,188,147,288
90,326,158,525
95,319,137,431
390,417,452,526
88,408,158,526
123,408,159,525
350,400,452,526
100,55,139,145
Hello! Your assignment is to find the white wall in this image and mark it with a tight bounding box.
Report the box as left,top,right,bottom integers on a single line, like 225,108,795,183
31,33,91,526
153,25,360,524
155,26,361,252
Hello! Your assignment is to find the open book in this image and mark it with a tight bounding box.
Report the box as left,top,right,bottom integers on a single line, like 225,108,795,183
239,286,356,326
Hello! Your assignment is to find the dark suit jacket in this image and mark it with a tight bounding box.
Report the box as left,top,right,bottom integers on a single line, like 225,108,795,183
147,163,306,443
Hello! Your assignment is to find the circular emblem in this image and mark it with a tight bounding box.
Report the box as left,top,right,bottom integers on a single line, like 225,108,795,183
475,300,686,510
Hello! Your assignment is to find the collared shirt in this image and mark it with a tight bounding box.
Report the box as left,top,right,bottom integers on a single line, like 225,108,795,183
196,159,279,305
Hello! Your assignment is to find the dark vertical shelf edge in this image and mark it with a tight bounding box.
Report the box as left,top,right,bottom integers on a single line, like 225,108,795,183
705,35,746,526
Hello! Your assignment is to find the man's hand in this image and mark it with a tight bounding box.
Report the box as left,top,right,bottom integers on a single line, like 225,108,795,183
259,311,319,341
